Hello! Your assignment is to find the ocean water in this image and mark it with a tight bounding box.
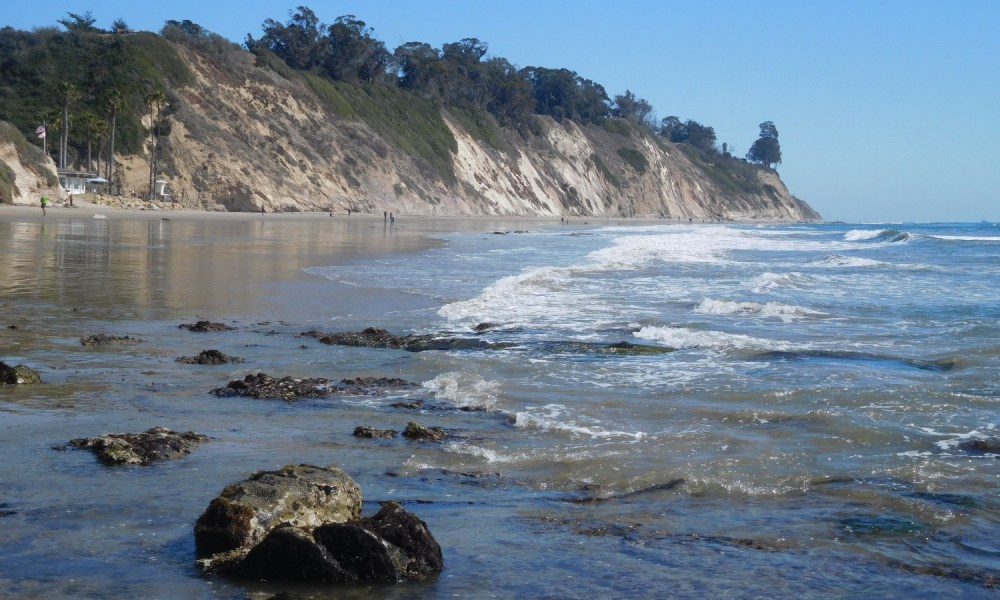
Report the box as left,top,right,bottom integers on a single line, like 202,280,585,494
1,217,999,598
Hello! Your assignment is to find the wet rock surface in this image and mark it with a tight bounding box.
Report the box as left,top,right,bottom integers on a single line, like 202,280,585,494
0,361,41,384
211,373,415,401
302,327,506,352
80,333,144,346
403,422,448,442
176,349,244,365
353,425,398,439
195,465,442,583
68,426,209,465
179,320,237,332
958,438,1000,455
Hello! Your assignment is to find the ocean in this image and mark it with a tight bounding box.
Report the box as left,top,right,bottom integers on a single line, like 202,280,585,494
1,217,998,598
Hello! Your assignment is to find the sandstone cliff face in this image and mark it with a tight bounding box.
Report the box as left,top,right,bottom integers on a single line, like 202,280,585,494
0,140,62,206
10,42,820,221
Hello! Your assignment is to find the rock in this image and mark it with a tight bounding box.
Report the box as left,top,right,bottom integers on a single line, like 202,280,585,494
336,377,415,395
303,327,508,352
353,425,398,439
210,373,415,401
179,320,236,332
80,333,143,346
236,524,352,582
603,341,675,355
358,501,444,579
68,426,209,465
391,399,424,410
210,372,333,401
205,500,443,584
0,361,41,384
402,422,447,442
195,464,362,562
958,438,1000,455
176,349,244,365
473,322,499,333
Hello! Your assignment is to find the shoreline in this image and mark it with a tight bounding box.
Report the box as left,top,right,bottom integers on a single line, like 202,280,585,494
0,198,821,229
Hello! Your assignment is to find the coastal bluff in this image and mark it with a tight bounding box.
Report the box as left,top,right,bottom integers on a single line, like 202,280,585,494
0,40,819,221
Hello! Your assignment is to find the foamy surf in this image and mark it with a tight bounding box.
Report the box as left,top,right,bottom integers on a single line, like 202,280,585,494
695,298,824,322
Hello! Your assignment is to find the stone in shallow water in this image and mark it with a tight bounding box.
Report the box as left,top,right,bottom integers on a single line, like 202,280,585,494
68,426,209,465
0,361,41,384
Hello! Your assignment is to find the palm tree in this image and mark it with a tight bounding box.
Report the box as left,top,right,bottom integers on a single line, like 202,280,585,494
145,88,167,201
78,111,102,173
105,88,124,190
57,81,80,169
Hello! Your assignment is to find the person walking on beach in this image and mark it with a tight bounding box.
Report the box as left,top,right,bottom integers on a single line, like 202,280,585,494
389,212,394,225
40,195,49,215
383,210,387,224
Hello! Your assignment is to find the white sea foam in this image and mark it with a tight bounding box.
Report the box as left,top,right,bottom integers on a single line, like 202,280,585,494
512,404,645,440
751,271,808,291
695,298,823,322
929,235,1000,242
844,229,887,241
633,325,780,351
422,372,500,410
812,254,887,268
437,266,584,327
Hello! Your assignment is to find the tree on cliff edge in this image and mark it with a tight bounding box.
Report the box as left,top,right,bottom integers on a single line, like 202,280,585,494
747,120,781,169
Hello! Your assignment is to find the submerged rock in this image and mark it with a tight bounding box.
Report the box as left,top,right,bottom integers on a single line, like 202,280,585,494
958,438,1000,455
210,372,333,401
353,425,398,439
303,327,506,352
80,333,143,346
68,426,209,465
0,361,41,384
179,320,236,332
195,465,442,583
177,349,244,365
402,422,447,442
211,373,416,401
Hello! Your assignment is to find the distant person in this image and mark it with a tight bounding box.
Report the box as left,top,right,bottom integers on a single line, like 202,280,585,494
261,205,265,215
40,195,49,215
383,210,387,224
347,208,351,216
390,212,394,225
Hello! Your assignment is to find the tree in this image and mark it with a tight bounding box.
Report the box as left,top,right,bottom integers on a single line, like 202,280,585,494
145,88,167,200
612,90,655,130
57,81,79,169
324,15,391,83
746,120,781,168
58,11,101,33
105,88,124,186
110,18,131,36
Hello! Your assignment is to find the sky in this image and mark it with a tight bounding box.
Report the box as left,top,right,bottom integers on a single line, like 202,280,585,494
6,1,999,223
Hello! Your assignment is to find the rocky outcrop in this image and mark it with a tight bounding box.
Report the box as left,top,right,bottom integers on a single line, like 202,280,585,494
0,361,41,384
195,464,442,583
353,425,398,439
210,372,416,401
402,422,448,442
178,321,236,332
303,327,504,352
176,349,243,364
80,334,144,346
68,427,209,465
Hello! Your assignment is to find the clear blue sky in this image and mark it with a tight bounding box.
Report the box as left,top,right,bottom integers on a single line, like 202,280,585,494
7,1,999,222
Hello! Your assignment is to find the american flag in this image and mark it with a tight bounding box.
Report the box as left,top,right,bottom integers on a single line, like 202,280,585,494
35,125,46,139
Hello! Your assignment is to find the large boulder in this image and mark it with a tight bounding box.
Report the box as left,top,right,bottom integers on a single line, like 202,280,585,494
195,465,443,584
0,361,41,384
68,427,209,465
195,464,362,561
